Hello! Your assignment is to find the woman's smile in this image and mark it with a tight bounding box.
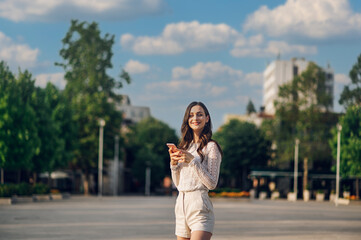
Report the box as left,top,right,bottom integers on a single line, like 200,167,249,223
188,105,209,133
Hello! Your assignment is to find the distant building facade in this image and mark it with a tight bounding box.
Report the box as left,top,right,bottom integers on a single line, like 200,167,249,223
105,95,151,195
116,95,151,126
223,108,274,128
263,58,334,115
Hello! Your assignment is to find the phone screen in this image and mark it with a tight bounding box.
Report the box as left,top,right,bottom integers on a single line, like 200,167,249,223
166,143,176,148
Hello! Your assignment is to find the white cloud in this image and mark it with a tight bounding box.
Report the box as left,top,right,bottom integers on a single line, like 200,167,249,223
0,31,39,69
244,72,264,86
143,62,249,106
146,80,205,95
144,61,246,99
121,21,241,55
121,20,318,58
35,72,66,89
124,60,150,75
334,73,350,111
231,38,317,58
122,35,183,55
172,61,243,82
335,73,350,84
211,95,249,109
244,0,361,40
147,80,227,98
0,0,167,22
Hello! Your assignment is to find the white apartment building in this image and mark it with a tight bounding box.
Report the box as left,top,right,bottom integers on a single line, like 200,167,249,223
263,58,334,115
116,95,151,124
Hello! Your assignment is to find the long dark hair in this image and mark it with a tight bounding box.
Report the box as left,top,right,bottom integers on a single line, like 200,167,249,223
178,101,222,161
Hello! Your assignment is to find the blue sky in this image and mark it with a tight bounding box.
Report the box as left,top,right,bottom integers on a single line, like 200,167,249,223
1,0,361,131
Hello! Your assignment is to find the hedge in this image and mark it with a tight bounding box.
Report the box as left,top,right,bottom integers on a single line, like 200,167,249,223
0,183,50,197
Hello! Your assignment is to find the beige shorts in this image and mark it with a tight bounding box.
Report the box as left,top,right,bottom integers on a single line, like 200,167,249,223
175,190,215,238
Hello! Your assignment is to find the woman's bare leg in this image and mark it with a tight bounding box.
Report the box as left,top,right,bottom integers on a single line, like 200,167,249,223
177,236,190,240
190,231,212,240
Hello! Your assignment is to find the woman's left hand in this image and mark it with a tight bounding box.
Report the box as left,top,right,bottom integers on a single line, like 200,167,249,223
177,150,194,164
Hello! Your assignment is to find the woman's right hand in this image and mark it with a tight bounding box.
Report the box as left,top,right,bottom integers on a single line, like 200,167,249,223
168,148,180,166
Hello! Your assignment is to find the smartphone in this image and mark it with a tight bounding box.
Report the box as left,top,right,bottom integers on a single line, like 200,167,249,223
166,143,176,148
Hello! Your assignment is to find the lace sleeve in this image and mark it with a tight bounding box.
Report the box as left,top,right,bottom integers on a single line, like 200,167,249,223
170,164,180,187
189,142,222,190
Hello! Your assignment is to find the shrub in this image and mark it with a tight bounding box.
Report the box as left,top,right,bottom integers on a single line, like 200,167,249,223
0,183,50,197
32,183,50,195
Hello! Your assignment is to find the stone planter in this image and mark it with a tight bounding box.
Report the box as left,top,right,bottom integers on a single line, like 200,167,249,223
11,196,33,204
336,198,350,205
303,190,310,202
343,191,350,199
271,191,280,200
0,197,12,205
259,191,267,200
50,193,63,200
329,193,336,202
249,189,256,199
316,192,325,202
287,192,296,202
32,194,51,202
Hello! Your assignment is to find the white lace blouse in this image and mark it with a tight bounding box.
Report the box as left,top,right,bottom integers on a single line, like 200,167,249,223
170,141,222,192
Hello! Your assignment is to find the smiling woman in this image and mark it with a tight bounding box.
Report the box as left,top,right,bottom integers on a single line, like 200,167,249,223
168,101,223,240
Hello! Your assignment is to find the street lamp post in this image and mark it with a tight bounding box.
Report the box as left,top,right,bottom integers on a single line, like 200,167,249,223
113,135,119,196
335,124,342,206
98,119,106,197
145,161,151,196
294,138,300,199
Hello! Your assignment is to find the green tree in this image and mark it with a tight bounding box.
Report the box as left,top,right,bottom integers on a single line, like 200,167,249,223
339,54,361,108
31,85,62,184
246,99,256,114
274,62,336,191
45,83,78,169
214,120,271,190
56,20,131,194
0,62,40,182
30,83,77,185
125,117,178,193
260,118,277,167
330,105,361,198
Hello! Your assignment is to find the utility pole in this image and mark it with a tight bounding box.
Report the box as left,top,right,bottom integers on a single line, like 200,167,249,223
113,135,119,196
335,124,342,206
98,119,105,197
294,139,300,199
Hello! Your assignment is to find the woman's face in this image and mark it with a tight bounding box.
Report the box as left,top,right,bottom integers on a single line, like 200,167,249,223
188,105,209,133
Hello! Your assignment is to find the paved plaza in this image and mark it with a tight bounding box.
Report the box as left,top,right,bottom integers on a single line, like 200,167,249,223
1,196,361,240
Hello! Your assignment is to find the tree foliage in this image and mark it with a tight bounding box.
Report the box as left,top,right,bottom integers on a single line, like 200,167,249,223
339,54,361,109
246,99,256,114
125,117,178,192
214,120,270,188
0,61,78,183
330,105,361,177
30,83,77,180
0,62,40,172
273,62,336,169
56,20,131,190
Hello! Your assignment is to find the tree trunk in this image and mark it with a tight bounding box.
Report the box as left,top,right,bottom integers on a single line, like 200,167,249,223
303,157,308,192
242,167,248,190
83,172,89,195
1,168,4,184
48,172,52,188
33,172,37,185
17,170,21,183
356,178,359,199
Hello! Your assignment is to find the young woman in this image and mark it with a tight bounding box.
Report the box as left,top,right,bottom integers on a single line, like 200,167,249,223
168,101,223,240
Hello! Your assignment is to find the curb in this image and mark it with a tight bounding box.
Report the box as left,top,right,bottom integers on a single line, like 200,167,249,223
0,193,70,205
